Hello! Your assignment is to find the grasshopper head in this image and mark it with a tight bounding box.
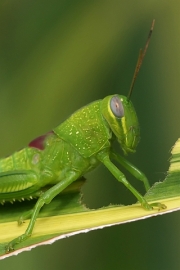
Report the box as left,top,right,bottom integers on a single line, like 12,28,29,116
101,95,140,155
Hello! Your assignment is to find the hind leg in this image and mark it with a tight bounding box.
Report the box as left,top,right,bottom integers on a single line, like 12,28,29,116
6,171,80,253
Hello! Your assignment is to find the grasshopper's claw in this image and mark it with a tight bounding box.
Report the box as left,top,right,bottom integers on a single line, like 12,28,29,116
5,238,20,253
18,216,24,226
149,202,167,211
141,199,166,211
5,243,14,253
18,209,33,225
5,233,31,253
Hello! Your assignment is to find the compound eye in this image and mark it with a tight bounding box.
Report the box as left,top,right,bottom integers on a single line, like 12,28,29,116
110,96,124,118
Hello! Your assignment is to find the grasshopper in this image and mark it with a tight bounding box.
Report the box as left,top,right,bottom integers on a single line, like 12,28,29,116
1,20,165,253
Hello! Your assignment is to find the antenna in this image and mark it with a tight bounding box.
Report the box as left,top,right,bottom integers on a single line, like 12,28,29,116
127,19,155,101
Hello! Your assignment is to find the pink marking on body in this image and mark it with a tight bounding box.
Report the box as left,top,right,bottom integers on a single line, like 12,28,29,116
28,131,54,150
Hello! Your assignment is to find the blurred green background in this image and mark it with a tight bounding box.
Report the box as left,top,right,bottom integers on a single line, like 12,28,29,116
0,0,180,269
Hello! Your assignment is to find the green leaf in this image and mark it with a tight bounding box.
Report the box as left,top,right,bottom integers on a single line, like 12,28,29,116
1,139,180,259
145,138,180,200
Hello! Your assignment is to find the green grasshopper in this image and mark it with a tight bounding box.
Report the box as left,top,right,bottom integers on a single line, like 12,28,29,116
1,20,165,253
